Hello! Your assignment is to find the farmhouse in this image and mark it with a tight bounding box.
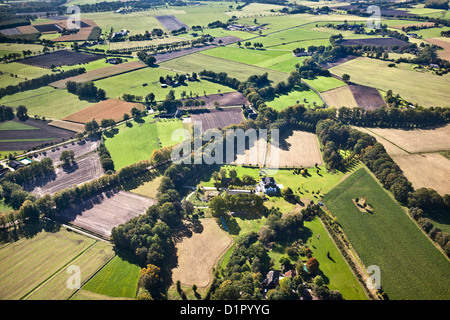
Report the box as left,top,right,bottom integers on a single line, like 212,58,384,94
258,177,280,195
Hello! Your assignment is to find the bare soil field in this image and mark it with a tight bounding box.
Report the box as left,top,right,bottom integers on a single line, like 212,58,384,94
52,27,94,42
352,126,408,157
48,120,85,132
19,50,104,69
32,137,100,166
179,91,248,110
63,98,143,124
425,38,450,62
190,107,245,133
392,153,450,196
16,25,39,34
50,60,147,89
361,124,450,154
321,85,359,109
56,190,156,238
0,118,75,152
171,218,233,288
0,28,21,36
266,130,323,168
233,137,268,166
349,84,386,110
155,15,189,31
27,152,104,196
337,38,408,48
319,55,358,69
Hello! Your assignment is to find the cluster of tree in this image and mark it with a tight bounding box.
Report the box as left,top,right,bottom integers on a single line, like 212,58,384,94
77,0,165,14
66,81,106,101
122,93,143,103
209,193,267,218
136,51,157,66
98,143,114,173
409,206,450,256
207,20,229,29
237,41,264,49
402,23,437,33
0,68,85,100
211,167,256,188
258,206,305,244
442,30,450,37
128,29,165,41
0,105,15,122
59,150,75,166
170,27,187,36
2,157,54,187
198,70,241,90
84,119,100,136
424,0,449,9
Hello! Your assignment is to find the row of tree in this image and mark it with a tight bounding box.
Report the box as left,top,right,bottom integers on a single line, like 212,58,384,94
66,81,106,101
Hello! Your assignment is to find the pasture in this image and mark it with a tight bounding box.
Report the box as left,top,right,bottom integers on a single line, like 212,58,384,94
159,52,289,84
330,57,450,107
323,167,450,300
94,66,235,101
303,76,346,93
171,218,233,288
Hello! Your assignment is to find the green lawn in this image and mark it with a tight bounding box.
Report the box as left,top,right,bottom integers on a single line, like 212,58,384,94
82,255,141,299
160,53,289,84
330,57,450,107
323,167,450,300
0,86,94,119
94,66,235,101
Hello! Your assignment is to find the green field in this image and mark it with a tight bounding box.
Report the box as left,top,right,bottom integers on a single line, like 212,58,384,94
104,117,189,170
0,86,94,119
82,255,140,298
265,87,324,110
0,62,51,80
159,53,289,84
0,120,39,130
94,66,235,101
25,241,115,300
0,229,97,300
323,167,450,300
330,57,450,107
304,76,346,93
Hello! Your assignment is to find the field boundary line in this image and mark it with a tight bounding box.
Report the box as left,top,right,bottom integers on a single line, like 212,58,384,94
66,253,117,300
20,240,99,300
361,127,411,154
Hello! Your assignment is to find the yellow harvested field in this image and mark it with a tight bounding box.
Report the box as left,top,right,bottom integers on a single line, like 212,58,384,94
171,218,233,288
233,138,268,166
322,85,359,109
425,37,450,62
266,130,323,168
48,120,85,133
359,124,450,154
392,153,450,196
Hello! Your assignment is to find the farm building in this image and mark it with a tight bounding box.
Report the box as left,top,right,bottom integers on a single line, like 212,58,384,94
258,177,280,195
262,270,279,289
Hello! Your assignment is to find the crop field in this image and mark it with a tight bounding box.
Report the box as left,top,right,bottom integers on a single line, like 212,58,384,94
63,98,143,124
265,129,323,168
51,60,147,89
233,138,268,166
25,241,115,300
28,152,104,196
0,229,96,300
0,86,95,119
94,66,235,101
321,85,359,109
57,191,156,239
19,50,104,69
359,124,450,154
81,254,140,299
330,57,450,107
0,61,51,79
190,107,245,133
171,218,233,288
0,118,75,152
391,153,450,196
159,52,289,84
324,168,450,300
348,84,386,110
155,15,189,31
